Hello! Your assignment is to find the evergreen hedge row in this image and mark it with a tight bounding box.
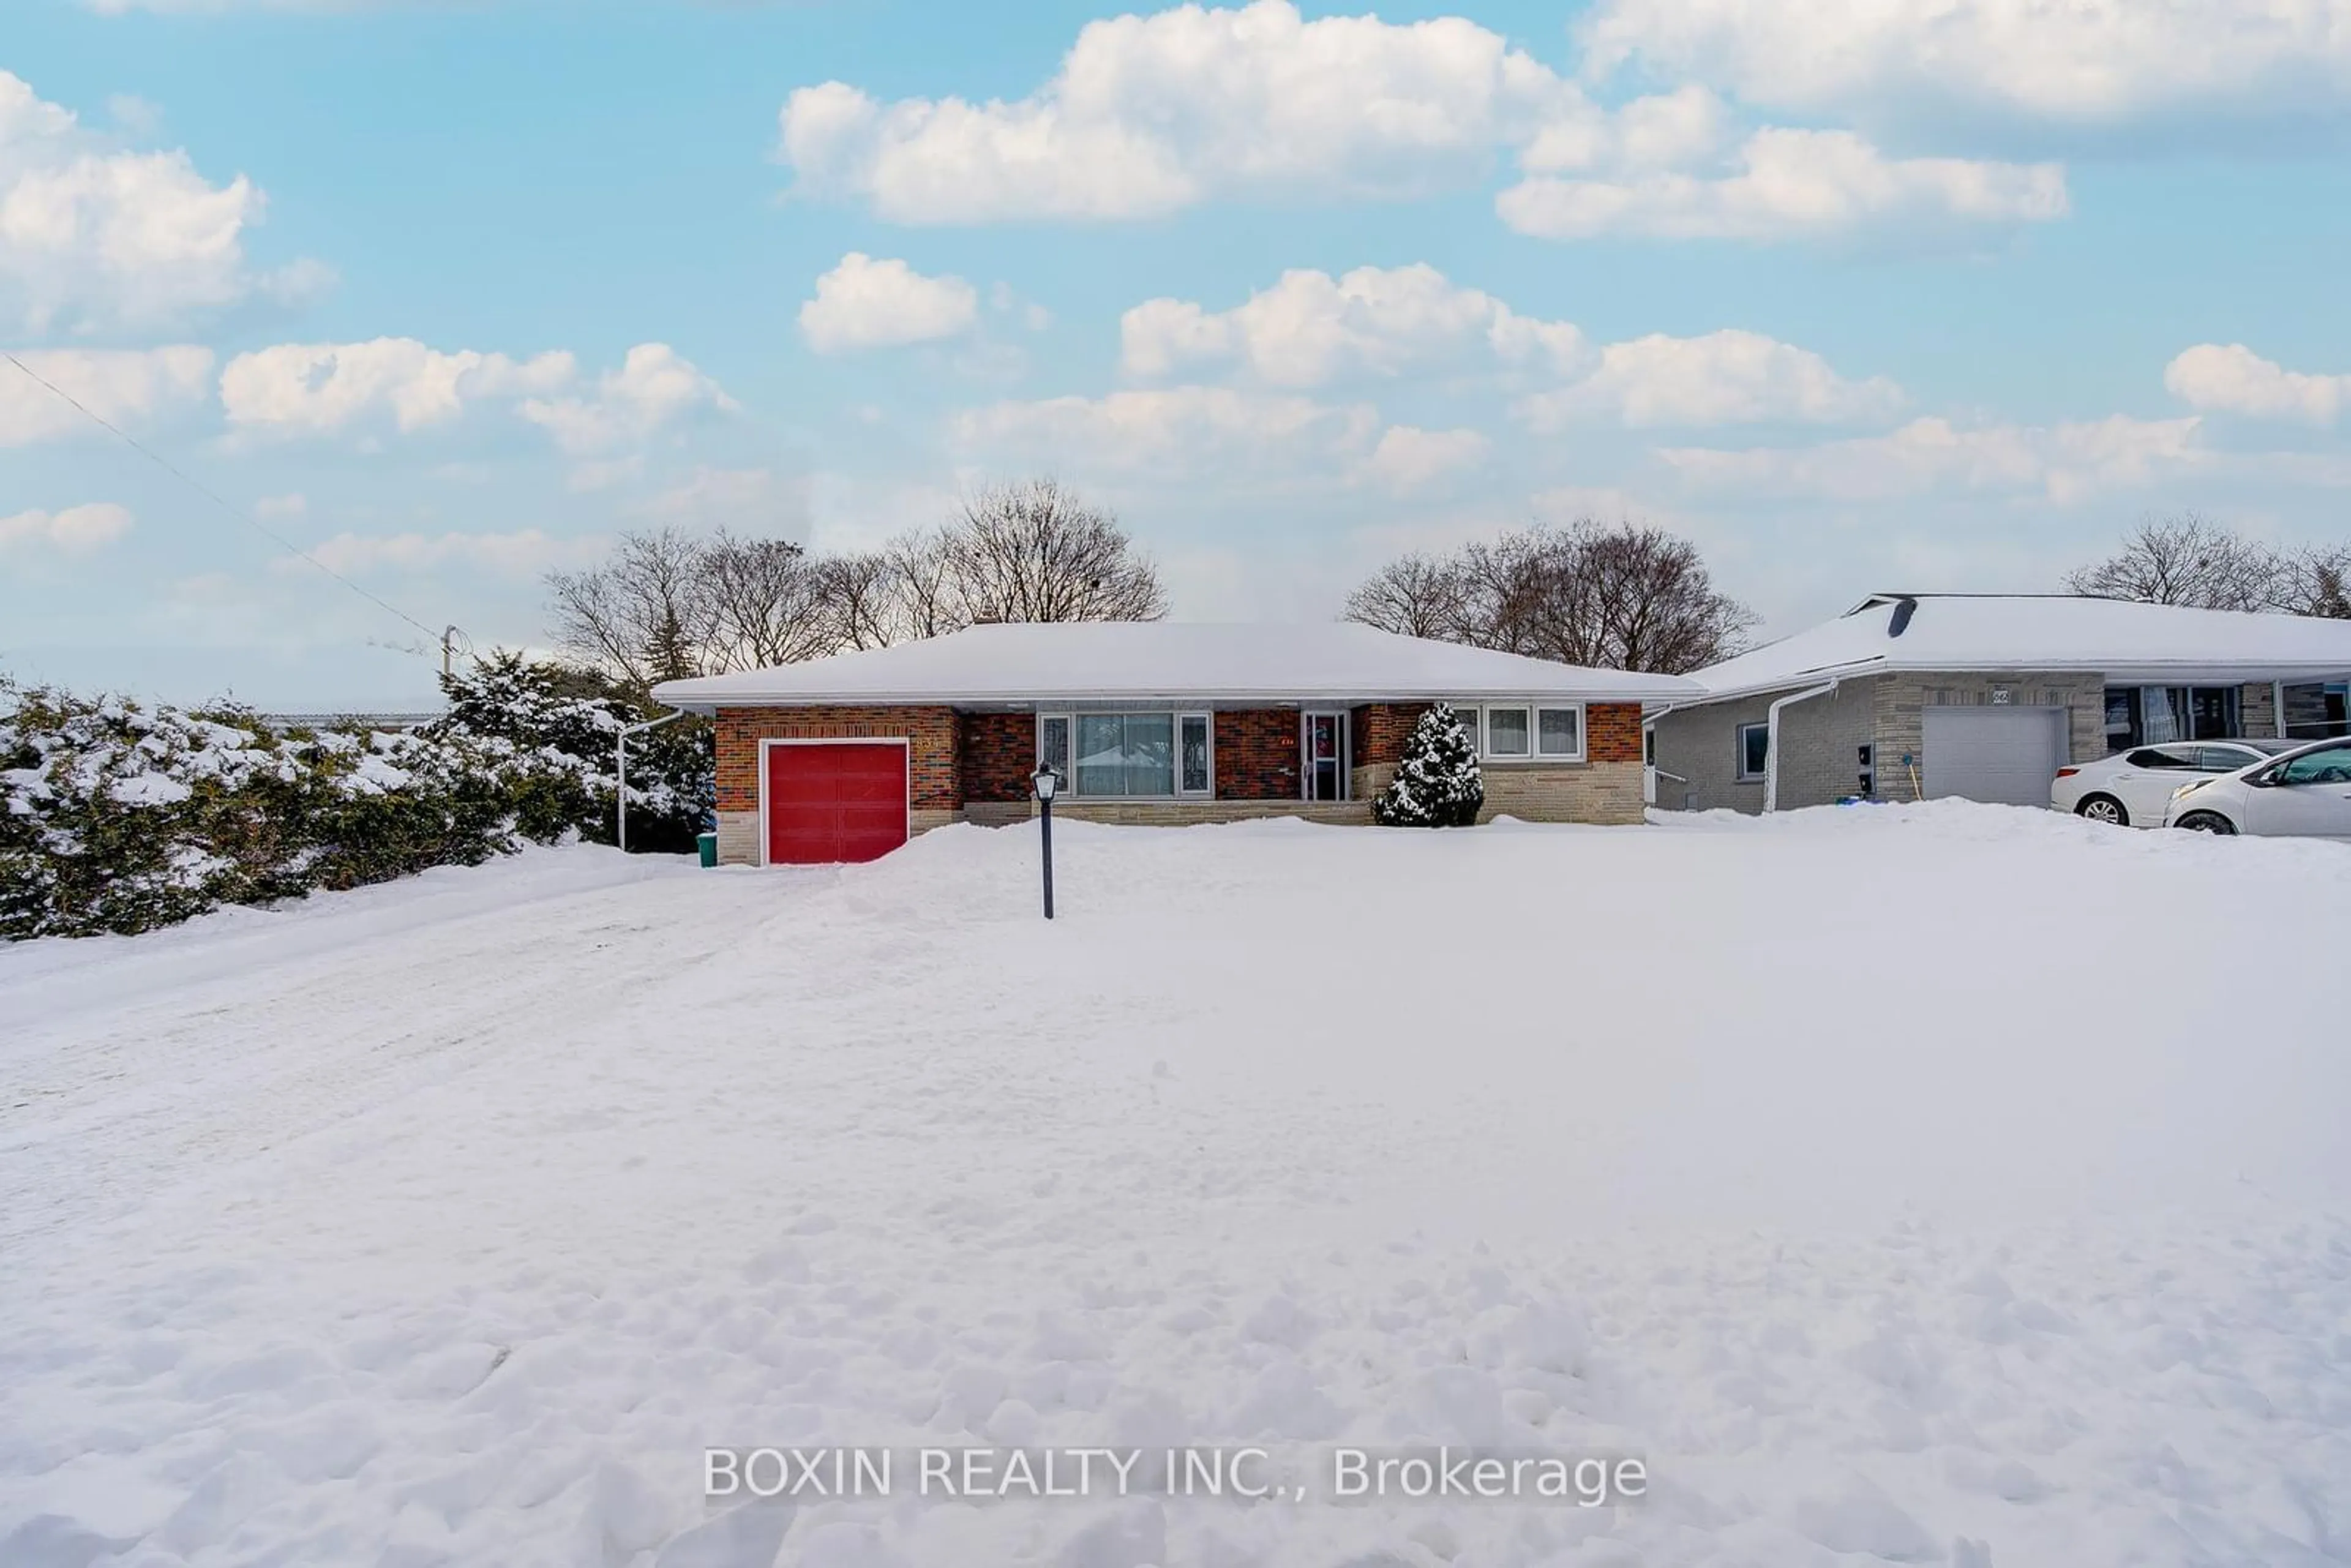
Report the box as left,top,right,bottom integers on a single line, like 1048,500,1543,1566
0,653,713,941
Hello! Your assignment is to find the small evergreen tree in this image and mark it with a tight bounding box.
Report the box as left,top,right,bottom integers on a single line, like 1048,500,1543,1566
1371,702,1483,827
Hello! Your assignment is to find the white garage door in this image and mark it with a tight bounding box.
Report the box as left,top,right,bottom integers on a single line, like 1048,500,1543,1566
1922,706,2068,806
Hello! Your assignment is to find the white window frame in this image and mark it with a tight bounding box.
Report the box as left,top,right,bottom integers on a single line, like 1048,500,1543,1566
1037,713,1073,781
1534,703,1586,762
1736,721,1771,782
1040,709,1210,801
1483,704,1533,760
1177,711,1213,797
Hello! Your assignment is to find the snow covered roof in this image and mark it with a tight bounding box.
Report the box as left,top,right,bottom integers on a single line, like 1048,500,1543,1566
1687,594,2351,702
652,622,1698,711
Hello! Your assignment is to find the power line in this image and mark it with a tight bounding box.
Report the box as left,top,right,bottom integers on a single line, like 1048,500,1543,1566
5,349,447,654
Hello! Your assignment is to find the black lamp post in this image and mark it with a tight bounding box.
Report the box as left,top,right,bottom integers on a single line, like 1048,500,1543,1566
1032,762,1060,920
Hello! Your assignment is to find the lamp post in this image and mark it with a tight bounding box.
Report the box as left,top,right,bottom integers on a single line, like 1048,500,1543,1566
1032,762,1060,920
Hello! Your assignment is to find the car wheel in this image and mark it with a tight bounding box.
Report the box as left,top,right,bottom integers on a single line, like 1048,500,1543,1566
2175,811,2238,836
2075,794,2129,827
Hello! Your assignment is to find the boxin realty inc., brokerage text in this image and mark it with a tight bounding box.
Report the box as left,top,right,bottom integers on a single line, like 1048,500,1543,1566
705,1446,1648,1507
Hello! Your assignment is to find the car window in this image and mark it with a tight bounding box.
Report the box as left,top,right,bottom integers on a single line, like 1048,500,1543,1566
2278,746,2351,786
2124,748,2190,768
2197,747,2257,772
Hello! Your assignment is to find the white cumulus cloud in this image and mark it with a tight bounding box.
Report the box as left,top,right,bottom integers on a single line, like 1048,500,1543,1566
0,500,133,554
1658,415,2207,503
2164,343,2350,424
518,343,737,456
777,4,2075,244
0,345,213,445
1,70,318,334
1498,128,2067,242
1517,329,1905,429
1121,263,1583,386
1578,0,2351,128
220,338,576,436
1121,266,1898,429
780,1,1579,222
1365,426,1491,490
799,253,980,353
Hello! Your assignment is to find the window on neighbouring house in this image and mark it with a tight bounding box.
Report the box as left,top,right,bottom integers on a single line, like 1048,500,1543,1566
1535,706,1583,759
1486,706,1531,757
1073,713,1177,797
1446,704,1480,754
1179,713,1211,795
1738,721,1771,780
2188,686,2240,740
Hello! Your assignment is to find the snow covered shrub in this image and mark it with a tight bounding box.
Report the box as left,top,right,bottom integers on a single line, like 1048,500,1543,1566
0,656,716,940
430,652,713,853
1370,702,1484,828
0,683,310,936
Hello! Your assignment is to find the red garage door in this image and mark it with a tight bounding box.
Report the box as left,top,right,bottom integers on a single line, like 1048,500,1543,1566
765,743,909,865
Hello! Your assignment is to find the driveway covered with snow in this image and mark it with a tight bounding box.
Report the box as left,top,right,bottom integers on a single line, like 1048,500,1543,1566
4,809,2348,1567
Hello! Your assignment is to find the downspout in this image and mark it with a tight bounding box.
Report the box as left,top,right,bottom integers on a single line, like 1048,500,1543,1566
2274,680,2287,740
1763,678,1841,814
617,708,688,853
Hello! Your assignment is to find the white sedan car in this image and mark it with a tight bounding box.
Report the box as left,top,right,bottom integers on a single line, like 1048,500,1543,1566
2050,738,2297,827
2163,737,2351,838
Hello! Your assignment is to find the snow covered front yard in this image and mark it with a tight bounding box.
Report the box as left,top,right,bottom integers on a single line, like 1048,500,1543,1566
4,808,2349,1567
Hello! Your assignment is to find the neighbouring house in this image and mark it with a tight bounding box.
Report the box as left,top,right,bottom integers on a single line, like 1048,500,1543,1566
1649,593,2351,814
650,622,1697,865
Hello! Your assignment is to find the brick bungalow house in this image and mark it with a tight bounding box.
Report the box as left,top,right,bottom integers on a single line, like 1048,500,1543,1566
650,621,1698,865
1649,593,2351,814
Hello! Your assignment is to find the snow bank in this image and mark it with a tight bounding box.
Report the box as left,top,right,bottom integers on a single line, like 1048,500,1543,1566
2,807,2346,1566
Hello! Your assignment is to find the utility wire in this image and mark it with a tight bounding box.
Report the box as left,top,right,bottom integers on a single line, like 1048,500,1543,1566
5,350,446,653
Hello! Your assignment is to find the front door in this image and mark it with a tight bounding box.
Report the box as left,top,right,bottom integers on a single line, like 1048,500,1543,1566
1303,711,1348,801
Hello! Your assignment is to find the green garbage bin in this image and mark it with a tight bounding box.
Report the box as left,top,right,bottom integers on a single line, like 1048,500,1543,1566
696,831,718,868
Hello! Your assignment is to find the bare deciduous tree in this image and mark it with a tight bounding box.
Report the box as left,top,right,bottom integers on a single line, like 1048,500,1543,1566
700,532,835,670
2064,513,2284,612
1341,553,1464,640
2274,544,2351,620
2064,514,2351,619
1343,520,1756,675
546,479,1168,681
945,479,1171,625
546,527,716,691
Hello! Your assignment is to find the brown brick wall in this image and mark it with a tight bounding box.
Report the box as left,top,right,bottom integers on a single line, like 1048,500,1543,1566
714,705,959,813
1586,702,1643,763
959,712,1035,805
1215,708,1300,800
1352,702,1433,767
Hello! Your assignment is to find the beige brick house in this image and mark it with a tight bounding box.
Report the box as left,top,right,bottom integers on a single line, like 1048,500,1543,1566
651,623,1695,865
1649,594,2351,815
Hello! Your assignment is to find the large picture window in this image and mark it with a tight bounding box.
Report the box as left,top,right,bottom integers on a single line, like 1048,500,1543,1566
1076,714,1173,796
1044,711,1213,798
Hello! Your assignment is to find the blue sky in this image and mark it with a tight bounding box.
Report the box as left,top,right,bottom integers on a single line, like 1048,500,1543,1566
6,0,2350,710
